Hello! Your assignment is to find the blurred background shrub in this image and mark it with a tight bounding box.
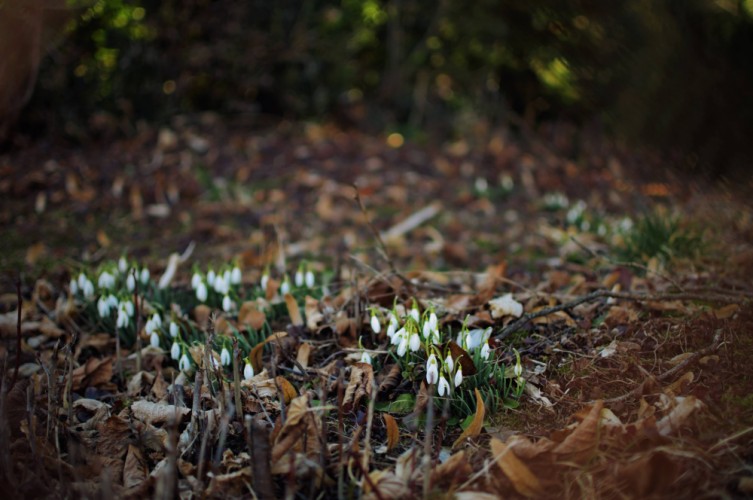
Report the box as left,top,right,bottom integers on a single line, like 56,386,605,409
6,0,753,176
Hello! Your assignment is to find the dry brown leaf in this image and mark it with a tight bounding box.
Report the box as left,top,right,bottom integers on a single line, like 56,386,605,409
613,451,678,497
664,371,694,397
446,341,478,376
238,301,267,330
363,470,410,500
342,362,374,412
193,304,212,329
249,331,288,372
656,396,705,436
382,413,399,451
431,450,472,487
276,376,298,404
72,356,113,391
453,388,485,449
284,293,303,326
296,342,312,369
130,400,191,425
552,400,602,462
490,437,543,498
305,296,324,331
713,303,740,319
123,444,147,488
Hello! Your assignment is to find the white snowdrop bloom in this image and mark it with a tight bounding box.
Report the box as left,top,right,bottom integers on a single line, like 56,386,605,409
389,313,399,329
391,327,405,345
438,376,450,396
222,295,233,312
260,273,269,292
171,342,181,360
454,366,463,388
124,300,134,317
196,282,208,302
514,359,523,378
475,176,488,193
69,279,78,295
82,278,95,299
428,312,438,332
305,270,315,288
280,279,290,295
386,322,396,340
409,306,420,323
116,305,129,328
244,362,254,381
422,321,432,340
360,351,372,365
97,297,110,318
150,331,160,348
223,270,232,287
107,295,119,308
409,332,421,352
295,270,304,287
140,268,150,284
397,336,409,357
179,353,191,372
77,273,88,290
207,270,216,286
426,354,439,385
145,318,155,335
169,321,179,338
230,266,242,285
151,313,162,329
98,271,115,290
191,272,202,290
220,347,231,366
370,314,381,334
126,273,135,291
489,294,523,319
430,330,441,345
118,257,128,273
445,354,454,374
213,275,227,294
465,327,492,351
480,342,491,360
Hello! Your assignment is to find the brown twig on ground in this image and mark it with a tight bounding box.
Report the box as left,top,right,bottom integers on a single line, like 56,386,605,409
497,289,747,340
232,338,242,422
9,277,22,391
362,376,377,475
601,329,724,404
422,387,435,498
133,269,142,374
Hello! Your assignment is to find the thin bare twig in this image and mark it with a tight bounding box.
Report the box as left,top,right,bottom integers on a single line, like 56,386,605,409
10,276,22,390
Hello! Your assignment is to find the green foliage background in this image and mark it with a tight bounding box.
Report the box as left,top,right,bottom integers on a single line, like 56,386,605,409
22,0,753,175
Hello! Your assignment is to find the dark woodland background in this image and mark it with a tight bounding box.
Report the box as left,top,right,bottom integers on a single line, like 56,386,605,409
2,0,753,179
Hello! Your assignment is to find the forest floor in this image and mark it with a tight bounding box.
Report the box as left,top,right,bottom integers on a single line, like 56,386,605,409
1,116,753,499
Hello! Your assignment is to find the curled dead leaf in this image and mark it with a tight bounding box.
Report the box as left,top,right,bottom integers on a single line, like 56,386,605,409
238,300,267,330
284,293,303,327
453,388,485,449
382,413,399,451
552,400,602,462
276,376,298,404
490,437,543,498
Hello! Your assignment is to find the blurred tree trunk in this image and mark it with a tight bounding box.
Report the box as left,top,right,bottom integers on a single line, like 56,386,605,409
0,0,69,139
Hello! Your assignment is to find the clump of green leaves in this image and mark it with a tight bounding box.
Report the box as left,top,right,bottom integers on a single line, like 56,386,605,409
617,210,704,265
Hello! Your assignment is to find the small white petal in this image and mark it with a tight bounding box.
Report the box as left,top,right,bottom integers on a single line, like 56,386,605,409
370,315,381,334
140,268,150,284
261,274,269,292
126,273,135,291
118,257,128,273
171,342,181,360
429,312,438,331
191,273,202,289
150,332,160,348
409,307,420,323
152,313,162,329
409,333,421,352
69,279,78,295
295,271,304,287
386,322,397,339
280,280,290,295
244,362,254,381
480,342,491,360
304,270,315,288
169,322,179,338
231,267,242,285
179,354,190,371
397,337,408,357
438,377,450,396
445,354,454,374
426,355,438,385
207,270,216,286
454,367,463,388
196,282,208,302
360,351,372,365
222,295,233,312
220,347,231,366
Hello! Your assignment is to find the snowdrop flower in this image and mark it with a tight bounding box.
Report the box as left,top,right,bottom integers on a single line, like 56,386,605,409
116,304,129,328
422,321,432,340
360,351,372,365
461,327,493,351
97,297,111,318
445,354,454,374
150,331,160,348
196,282,208,302
480,342,491,360
98,271,115,290
370,313,381,334
280,276,291,295
386,321,397,340
409,305,420,323
207,270,216,286
169,321,179,338
454,366,463,388
230,266,242,285
171,341,181,360
260,271,269,292
489,294,524,319
295,268,304,287
213,275,227,295
140,268,150,284
126,273,135,291
151,313,162,329
124,300,134,317
428,311,438,332
409,332,421,352
107,295,119,308
69,278,78,295
145,318,155,335
82,278,95,299
179,353,191,372
438,376,450,396
397,336,409,357
191,272,202,290
220,347,231,366
426,354,439,385
223,269,232,287
118,256,128,273
305,270,315,288
391,327,406,345
77,273,88,290
244,362,254,381
222,295,233,312
514,350,523,378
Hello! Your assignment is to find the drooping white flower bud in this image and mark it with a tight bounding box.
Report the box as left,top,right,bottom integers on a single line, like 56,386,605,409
179,353,191,371
118,257,128,273
305,270,315,288
295,270,304,288
480,342,491,360
171,342,181,360
169,321,179,338
191,272,202,290
438,376,450,396
196,282,208,302
126,273,135,291
230,266,242,285
409,332,421,352
140,268,150,284
222,294,233,312
150,331,160,348
207,270,216,286
370,314,381,334
454,366,463,388
445,354,454,374
360,351,372,365
426,354,439,385
220,347,231,366
244,362,254,380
